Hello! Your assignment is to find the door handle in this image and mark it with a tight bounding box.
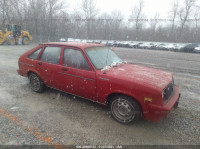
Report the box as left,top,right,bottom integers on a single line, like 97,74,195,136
38,62,42,65
61,68,68,71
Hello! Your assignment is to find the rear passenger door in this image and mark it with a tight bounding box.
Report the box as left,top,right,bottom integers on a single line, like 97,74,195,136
36,46,62,88
57,47,97,100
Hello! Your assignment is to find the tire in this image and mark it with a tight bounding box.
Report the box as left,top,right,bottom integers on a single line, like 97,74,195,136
22,36,29,45
110,95,142,124
7,36,15,45
29,73,44,93
15,40,19,45
173,99,179,109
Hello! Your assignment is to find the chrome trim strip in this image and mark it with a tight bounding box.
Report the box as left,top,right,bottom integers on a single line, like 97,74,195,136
59,72,95,82
99,77,109,81
20,62,35,67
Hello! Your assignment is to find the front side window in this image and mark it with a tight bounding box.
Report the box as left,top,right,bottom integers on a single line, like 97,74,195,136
40,46,61,64
63,48,90,70
28,48,42,60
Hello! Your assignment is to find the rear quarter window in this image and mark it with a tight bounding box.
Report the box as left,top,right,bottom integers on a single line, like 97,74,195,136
28,48,42,60
40,46,61,64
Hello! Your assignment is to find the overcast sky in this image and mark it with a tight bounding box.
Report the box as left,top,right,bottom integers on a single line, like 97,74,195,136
67,0,182,19
96,0,171,19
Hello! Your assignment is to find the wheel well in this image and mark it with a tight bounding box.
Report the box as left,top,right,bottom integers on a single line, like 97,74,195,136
22,36,29,41
27,71,36,77
106,93,142,111
27,71,45,85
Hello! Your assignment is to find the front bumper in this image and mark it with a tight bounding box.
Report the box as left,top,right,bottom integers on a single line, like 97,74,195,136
144,85,180,122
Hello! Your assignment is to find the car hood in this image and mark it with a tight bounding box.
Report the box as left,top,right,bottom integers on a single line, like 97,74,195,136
105,64,172,90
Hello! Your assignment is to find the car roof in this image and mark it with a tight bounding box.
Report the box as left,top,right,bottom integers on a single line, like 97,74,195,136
40,42,103,49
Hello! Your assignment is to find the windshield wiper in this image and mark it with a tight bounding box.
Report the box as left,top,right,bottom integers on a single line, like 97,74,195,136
101,65,111,72
101,61,127,71
110,62,119,67
110,61,127,67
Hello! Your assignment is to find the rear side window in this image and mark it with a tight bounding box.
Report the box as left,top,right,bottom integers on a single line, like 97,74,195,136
63,48,90,70
40,46,61,64
28,48,42,60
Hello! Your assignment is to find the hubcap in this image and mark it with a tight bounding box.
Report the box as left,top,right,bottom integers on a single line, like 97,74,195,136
24,38,28,44
30,75,40,91
10,39,14,43
112,98,135,122
9,38,15,44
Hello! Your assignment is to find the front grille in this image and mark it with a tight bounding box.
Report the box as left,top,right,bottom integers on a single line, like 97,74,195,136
163,82,174,104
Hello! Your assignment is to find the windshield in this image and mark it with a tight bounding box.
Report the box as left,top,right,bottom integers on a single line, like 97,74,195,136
85,46,122,69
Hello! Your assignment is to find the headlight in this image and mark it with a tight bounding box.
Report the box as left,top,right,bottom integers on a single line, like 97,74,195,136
162,81,174,104
162,90,165,99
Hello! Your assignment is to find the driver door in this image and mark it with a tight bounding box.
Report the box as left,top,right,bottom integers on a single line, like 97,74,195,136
57,47,97,101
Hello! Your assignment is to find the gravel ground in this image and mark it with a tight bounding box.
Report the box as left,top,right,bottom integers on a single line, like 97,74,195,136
0,44,199,146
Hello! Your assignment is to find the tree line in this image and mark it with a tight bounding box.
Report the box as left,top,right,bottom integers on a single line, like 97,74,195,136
0,0,200,43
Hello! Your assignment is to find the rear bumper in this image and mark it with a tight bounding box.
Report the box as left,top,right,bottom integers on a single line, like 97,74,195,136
17,69,24,76
144,85,180,122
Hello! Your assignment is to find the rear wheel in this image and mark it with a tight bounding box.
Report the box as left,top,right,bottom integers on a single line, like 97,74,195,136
110,95,142,124
29,73,44,93
22,36,29,45
7,36,15,45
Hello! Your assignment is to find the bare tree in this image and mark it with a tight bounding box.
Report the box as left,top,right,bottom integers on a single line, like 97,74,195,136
149,13,160,41
1,0,200,43
110,10,123,40
193,6,200,31
170,0,179,34
178,0,196,38
0,0,12,25
0,0,6,26
81,0,98,39
69,11,85,38
23,0,65,41
97,12,112,40
130,0,145,40
0,0,24,26
191,6,200,42
47,0,65,41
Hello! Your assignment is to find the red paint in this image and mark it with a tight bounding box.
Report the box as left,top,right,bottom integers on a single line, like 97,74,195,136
17,42,180,122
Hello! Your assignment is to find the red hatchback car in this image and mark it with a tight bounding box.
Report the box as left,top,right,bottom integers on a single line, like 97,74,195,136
17,42,180,124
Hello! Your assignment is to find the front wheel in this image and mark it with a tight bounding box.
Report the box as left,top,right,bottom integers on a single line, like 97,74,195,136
22,36,29,45
110,95,142,124
29,73,44,93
